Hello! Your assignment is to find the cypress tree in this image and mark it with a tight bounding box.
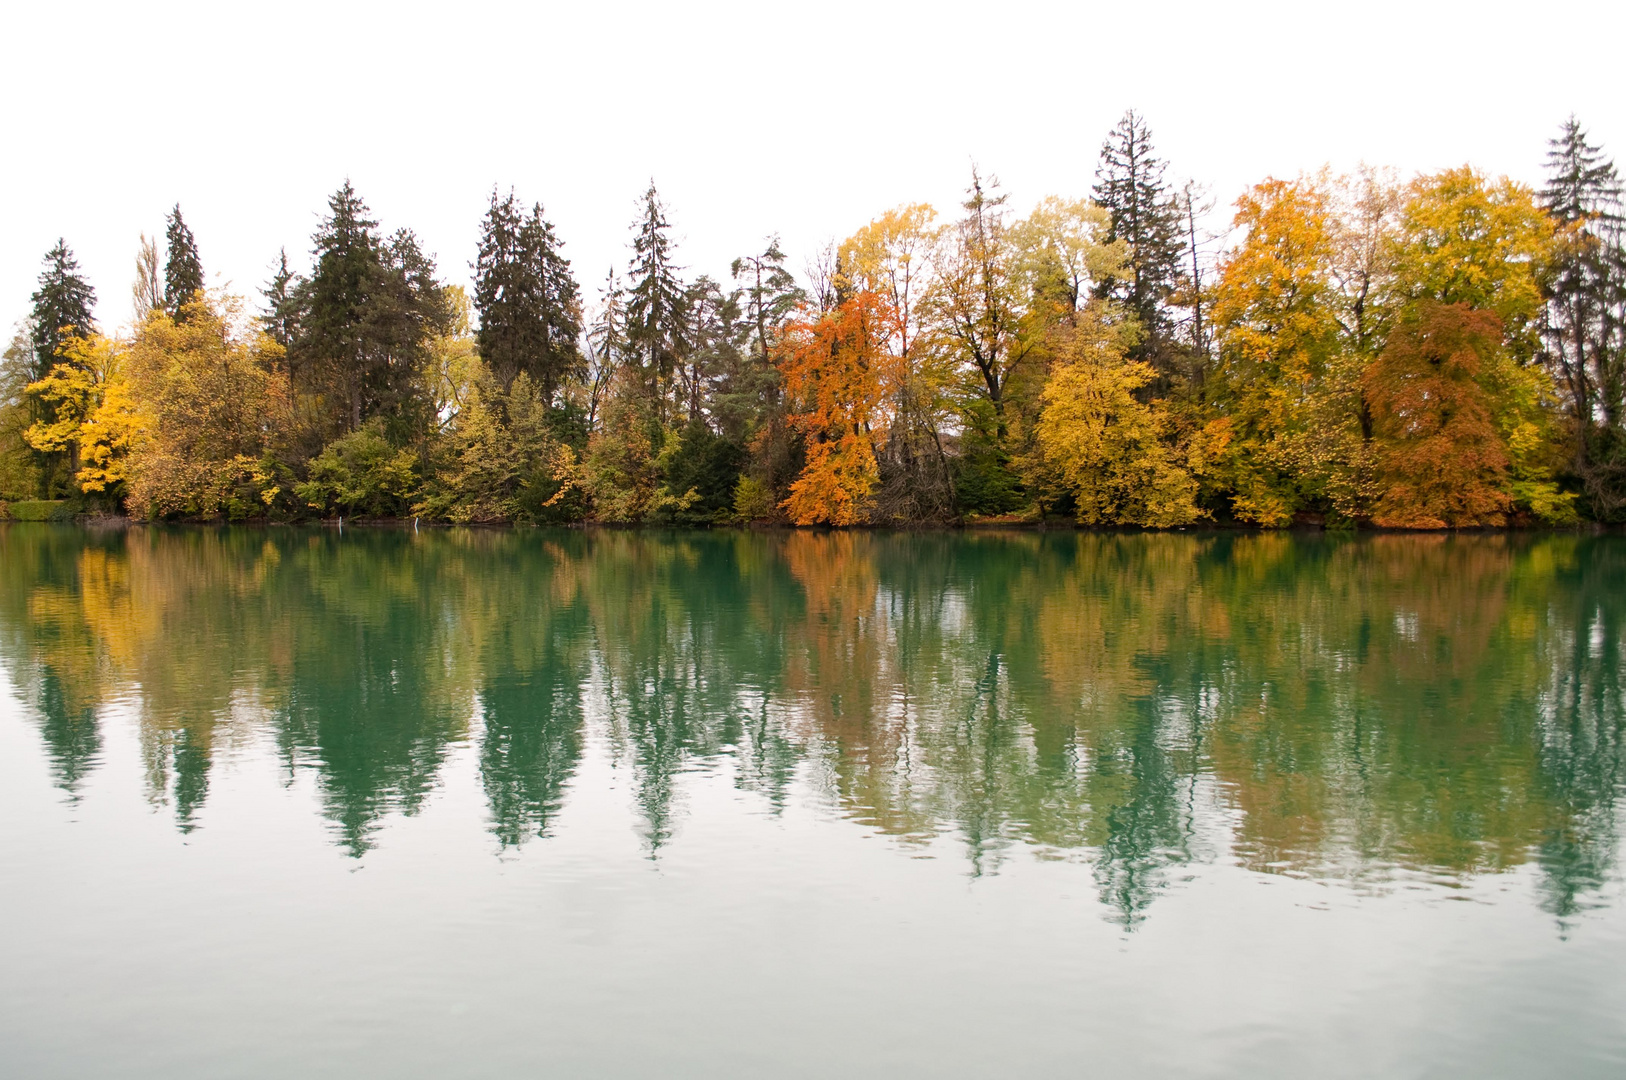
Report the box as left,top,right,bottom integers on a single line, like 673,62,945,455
625,183,688,422
163,205,204,319
1543,117,1626,518
28,240,97,381
1092,111,1187,372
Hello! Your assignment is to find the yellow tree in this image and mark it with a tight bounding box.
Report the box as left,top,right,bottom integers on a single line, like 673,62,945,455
1030,312,1200,526
23,333,134,499
1208,178,1348,525
122,295,293,518
839,205,956,520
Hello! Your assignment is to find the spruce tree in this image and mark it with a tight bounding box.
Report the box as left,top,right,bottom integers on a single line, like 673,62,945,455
625,183,688,421
260,248,302,349
163,205,204,319
473,189,583,399
28,240,97,381
1543,117,1626,518
292,181,447,438
1092,111,1187,372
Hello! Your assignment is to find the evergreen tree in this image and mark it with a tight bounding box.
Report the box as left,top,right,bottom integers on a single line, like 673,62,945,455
163,205,204,320
625,183,688,421
28,240,96,382
473,189,583,399
1092,111,1187,373
290,181,449,439
1542,117,1626,518
260,248,301,349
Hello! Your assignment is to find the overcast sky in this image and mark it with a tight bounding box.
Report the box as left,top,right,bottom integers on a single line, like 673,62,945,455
3,0,1621,336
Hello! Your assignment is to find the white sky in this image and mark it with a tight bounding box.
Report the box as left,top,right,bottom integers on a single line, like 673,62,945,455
3,0,1622,336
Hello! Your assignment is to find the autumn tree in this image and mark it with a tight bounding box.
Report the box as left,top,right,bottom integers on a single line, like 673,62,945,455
1362,303,1512,528
25,241,97,494
122,295,293,519
1030,312,1199,526
1390,168,1570,521
163,205,204,321
777,291,898,525
840,204,956,520
132,233,163,322
1208,178,1350,524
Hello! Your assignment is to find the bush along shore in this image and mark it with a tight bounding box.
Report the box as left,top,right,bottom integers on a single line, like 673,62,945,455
6,113,1626,531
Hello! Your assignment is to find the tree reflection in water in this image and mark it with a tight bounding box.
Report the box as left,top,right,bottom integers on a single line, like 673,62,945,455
1,524,1621,923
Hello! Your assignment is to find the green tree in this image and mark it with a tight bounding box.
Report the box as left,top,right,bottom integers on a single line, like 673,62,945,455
625,183,688,423
473,189,583,399
260,248,300,349
289,182,451,441
28,240,97,384
163,205,204,320
1542,118,1626,518
1092,111,1188,377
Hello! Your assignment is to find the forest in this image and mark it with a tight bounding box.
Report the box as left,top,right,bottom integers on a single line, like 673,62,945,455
4,112,1625,529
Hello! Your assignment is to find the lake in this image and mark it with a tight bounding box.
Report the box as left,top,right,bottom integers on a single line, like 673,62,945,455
2,524,1624,1078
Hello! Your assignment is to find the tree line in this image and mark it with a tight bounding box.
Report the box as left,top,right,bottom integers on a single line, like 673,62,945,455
5,112,1626,528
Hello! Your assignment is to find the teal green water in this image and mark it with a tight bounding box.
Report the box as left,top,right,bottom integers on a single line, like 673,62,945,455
2,524,1624,1077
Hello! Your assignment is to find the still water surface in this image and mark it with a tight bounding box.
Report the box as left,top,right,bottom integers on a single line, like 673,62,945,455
2,525,1625,1077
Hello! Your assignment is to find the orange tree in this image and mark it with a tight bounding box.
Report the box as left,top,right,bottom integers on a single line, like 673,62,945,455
776,291,900,525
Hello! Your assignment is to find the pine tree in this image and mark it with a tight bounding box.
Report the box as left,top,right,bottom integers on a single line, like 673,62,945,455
625,183,688,422
473,189,583,399
28,240,97,382
163,205,204,320
1092,111,1187,373
1542,117,1626,518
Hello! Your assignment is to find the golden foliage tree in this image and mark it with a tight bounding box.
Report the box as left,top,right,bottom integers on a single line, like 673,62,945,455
777,291,898,525
1030,315,1200,526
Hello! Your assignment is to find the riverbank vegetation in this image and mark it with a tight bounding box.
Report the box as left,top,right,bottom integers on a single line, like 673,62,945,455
5,114,1626,529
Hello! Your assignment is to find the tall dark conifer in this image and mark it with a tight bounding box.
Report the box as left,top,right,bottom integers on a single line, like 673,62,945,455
163,205,204,320
625,183,687,421
28,241,97,381
291,181,448,438
473,189,583,399
260,248,301,350
1543,117,1626,518
1093,111,1187,372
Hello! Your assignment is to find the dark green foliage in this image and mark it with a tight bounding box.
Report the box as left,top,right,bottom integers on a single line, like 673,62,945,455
1543,117,1626,519
952,413,1025,518
626,183,688,420
260,248,301,348
28,240,96,382
473,189,584,398
660,419,745,524
1093,111,1188,372
163,205,205,320
727,237,802,440
287,182,453,441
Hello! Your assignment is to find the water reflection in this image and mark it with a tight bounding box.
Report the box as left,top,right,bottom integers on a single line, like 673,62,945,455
2,525,1623,922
